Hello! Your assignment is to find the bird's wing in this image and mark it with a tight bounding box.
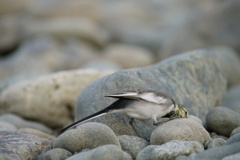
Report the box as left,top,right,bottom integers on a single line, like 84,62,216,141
105,91,141,100
105,91,167,104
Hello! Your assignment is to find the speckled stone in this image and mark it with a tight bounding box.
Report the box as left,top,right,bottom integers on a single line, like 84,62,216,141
137,140,204,160
0,131,52,160
17,128,55,141
118,135,149,159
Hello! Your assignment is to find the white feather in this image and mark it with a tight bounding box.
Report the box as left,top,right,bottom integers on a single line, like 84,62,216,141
140,93,167,104
108,92,138,97
107,91,167,104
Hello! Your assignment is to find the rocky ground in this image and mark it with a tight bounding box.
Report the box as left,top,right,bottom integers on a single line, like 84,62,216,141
1,0,240,160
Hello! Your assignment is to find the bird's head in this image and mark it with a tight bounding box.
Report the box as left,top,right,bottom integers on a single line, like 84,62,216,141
176,104,189,118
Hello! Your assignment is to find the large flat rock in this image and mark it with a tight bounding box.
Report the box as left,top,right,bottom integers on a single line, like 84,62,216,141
76,48,240,139
0,69,114,128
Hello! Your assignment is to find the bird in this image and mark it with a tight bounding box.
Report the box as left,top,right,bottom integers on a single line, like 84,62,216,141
61,89,188,133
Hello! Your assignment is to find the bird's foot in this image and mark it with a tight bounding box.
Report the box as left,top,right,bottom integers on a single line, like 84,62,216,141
129,118,134,126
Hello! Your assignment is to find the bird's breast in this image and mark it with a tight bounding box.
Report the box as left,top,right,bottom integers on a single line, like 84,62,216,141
122,101,173,120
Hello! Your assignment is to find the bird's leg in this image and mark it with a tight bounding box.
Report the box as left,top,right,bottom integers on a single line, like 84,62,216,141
129,118,134,126
128,118,141,137
153,109,179,126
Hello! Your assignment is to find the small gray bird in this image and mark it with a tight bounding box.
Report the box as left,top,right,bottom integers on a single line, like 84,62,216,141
61,90,188,133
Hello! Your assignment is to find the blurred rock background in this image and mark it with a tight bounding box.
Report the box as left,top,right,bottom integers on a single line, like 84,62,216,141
1,0,240,159
1,0,240,83
1,0,240,127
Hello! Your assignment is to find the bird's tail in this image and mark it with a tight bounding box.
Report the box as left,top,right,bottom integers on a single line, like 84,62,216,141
61,108,108,133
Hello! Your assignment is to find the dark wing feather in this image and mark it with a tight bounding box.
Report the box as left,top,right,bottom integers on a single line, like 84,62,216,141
61,99,134,133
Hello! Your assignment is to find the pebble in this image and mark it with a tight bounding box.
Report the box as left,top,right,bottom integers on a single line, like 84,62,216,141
123,151,133,160
193,142,240,160
35,148,72,160
207,138,226,149
53,122,120,153
137,140,204,160
0,131,52,160
230,127,240,137
222,86,240,114
0,113,52,133
0,121,17,131
118,135,149,159
66,145,124,160
150,118,211,147
17,128,56,141
222,152,240,160
226,133,240,145
206,107,240,137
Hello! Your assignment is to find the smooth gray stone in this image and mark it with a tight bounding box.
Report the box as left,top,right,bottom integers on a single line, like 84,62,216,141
208,138,226,149
206,107,240,137
53,122,120,153
123,151,133,160
76,49,237,139
118,135,149,159
0,131,52,160
222,86,240,114
136,140,203,160
222,152,240,160
194,142,240,160
0,113,52,134
66,145,124,160
230,127,240,137
175,155,192,160
35,148,72,160
210,47,240,87
82,59,122,70
150,118,211,147
0,121,17,131
226,133,240,145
